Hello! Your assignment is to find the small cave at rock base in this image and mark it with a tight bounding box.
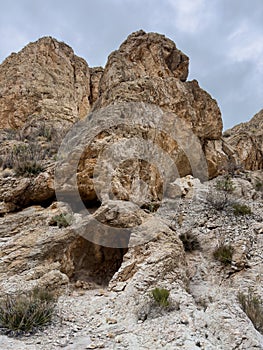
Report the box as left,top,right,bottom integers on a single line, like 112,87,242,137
61,236,128,288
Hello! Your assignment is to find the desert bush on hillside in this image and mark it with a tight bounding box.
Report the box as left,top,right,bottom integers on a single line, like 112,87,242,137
0,288,57,335
216,175,235,193
213,244,234,265
49,213,73,228
206,190,230,210
151,287,170,307
179,231,201,252
238,290,263,334
1,118,67,176
232,202,252,216
206,175,235,211
2,143,45,176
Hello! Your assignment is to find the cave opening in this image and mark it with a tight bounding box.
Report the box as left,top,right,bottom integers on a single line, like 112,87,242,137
63,236,128,288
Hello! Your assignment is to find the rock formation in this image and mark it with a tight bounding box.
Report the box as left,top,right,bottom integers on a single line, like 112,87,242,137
223,109,263,170
0,31,262,349
94,30,222,140
0,36,90,129
0,31,230,214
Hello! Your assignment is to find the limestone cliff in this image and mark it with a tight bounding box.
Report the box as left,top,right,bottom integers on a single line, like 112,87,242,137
0,31,262,350
0,36,90,129
223,109,263,170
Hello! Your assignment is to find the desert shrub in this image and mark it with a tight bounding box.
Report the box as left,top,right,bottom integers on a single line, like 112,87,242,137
49,213,73,228
0,288,56,335
238,291,263,334
232,203,252,216
2,143,45,176
179,231,201,252
206,191,230,210
220,161,243,177
213,244,234,265
151,288,170,307
255,181,263,192
216,175,235,193
206,175,235,211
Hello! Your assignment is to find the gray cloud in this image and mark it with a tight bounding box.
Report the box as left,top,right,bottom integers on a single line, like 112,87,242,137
0,0,262,129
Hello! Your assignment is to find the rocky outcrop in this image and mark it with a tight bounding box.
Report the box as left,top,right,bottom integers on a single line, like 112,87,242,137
0,37,90,129
94,30,222,140
0,175,262,349
223,109,263,170
0,31,262,350
54,30,226,207
89,67,104,105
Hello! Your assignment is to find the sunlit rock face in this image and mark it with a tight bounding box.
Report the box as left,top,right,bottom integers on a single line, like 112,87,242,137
0,36,91,129
223,109,263,171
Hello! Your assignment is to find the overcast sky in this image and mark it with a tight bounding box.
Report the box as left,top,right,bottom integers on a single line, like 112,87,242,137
0,0,262,130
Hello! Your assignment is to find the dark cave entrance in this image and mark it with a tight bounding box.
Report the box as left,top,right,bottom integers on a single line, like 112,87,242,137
64,236,128,287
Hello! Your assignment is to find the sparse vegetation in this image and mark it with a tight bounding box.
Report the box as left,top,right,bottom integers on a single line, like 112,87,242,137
179,231,201,252
0,288,56,335
238,290,263,334
232,202,252,216
2,143,44,176
216,175,235,193
206,175,235,211
151,288,170,307
255,181,263,192
49,213,73,228
0,118,68,177
220,161,243,177
206,191,230,210
213,244,234,265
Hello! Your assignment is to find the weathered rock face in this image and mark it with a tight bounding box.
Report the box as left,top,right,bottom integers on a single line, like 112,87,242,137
0,31,263,350
58,30,224,206
0,37,90,129
0,175,262,349
223,109,263,170
94,30,223,140
0,31,230,214
89,67,104,105
0,202,129,294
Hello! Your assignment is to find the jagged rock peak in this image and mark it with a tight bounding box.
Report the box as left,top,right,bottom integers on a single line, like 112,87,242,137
99,30,189,94
119,30,189,80
0,36,91,129
95,30,222,142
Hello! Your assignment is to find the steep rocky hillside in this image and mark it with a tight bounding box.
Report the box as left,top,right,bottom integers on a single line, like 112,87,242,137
224,109,263,170
0,31,262,350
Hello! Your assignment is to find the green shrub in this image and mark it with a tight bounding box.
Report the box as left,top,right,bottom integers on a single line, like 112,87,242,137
0,288,56,335
179,231,201,252
49,213,73,228
207,175,235,211
216,175,235,193
213,244,234,265
151,288,170,307
232,203,252,216
238,291,263,334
